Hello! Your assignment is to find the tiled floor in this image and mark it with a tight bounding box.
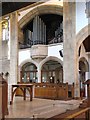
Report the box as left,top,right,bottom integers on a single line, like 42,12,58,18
5,97,81,119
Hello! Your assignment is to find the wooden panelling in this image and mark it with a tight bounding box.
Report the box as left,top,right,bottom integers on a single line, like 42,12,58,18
0,75,8,119
34,83,74,100
15,82,74,100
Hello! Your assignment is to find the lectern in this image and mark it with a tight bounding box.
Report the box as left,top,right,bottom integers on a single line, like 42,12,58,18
0,75,8,119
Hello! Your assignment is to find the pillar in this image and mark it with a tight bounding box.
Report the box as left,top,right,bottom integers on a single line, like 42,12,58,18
10,12,18,84
0,17,3,119
0,20,2,73
37,66,41,83
63,1,80,97
9,12,18,101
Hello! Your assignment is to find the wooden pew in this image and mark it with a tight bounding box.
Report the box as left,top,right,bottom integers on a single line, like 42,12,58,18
64,107,90,120
0,75,8,119
68,83,74,98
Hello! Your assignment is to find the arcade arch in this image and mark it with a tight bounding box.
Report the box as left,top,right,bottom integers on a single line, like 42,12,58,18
19,4,63,29
40,56,63,83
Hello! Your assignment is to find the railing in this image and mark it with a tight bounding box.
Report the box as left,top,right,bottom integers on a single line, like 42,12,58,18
19,36,63,49
19,40,46,49
64,107,90,120
48,35,63,44
33,40,45,45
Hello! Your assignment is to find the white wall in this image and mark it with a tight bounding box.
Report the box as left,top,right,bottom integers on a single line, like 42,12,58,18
19,49,31,65
76,1,88,34
48,43,63,60
19,43,63,65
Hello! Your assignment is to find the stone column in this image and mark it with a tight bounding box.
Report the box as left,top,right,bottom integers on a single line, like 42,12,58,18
37,66,41,83
9,12,18,101
0,21,2,73
63,1,80,98
10,12,18,84
0,19,2,119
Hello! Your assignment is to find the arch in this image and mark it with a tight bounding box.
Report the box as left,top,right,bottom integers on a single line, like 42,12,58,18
19,59,38,70
39,56,63,70
79,57,89,72
76,24,90,53
19,4,63,29
78,57,89,98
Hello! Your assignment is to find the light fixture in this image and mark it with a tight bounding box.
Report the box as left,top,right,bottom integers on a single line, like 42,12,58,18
27,77,29,80
42,77,44,80
2,21,8,29
50,76,53,80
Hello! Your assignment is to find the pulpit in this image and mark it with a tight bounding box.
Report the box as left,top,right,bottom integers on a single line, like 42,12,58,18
0,75,8,119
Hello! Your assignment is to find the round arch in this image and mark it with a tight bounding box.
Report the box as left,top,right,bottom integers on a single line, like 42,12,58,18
39,56,63,70
19,59,38,83
19,4,63,29
78,57,89,98
19,59,38,71
76,24,90,54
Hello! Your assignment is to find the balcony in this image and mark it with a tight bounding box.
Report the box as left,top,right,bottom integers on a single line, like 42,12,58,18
31,44,48,59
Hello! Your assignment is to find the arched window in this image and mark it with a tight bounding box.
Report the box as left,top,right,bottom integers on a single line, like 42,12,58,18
21,63,37,83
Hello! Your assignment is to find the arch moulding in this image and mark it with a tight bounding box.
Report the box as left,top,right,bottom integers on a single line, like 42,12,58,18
76,24,90,54
39,56,63,70
19,59,38,71
18,4,63,29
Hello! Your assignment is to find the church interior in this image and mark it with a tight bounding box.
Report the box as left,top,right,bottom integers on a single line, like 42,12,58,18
0,0,90,119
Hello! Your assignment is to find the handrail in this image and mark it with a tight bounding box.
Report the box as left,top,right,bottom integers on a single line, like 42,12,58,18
64,107,90,120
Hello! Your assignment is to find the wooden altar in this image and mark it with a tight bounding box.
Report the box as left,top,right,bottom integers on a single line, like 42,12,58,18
10,84,33,104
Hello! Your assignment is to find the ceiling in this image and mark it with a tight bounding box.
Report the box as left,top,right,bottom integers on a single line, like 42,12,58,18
1,2,35,16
